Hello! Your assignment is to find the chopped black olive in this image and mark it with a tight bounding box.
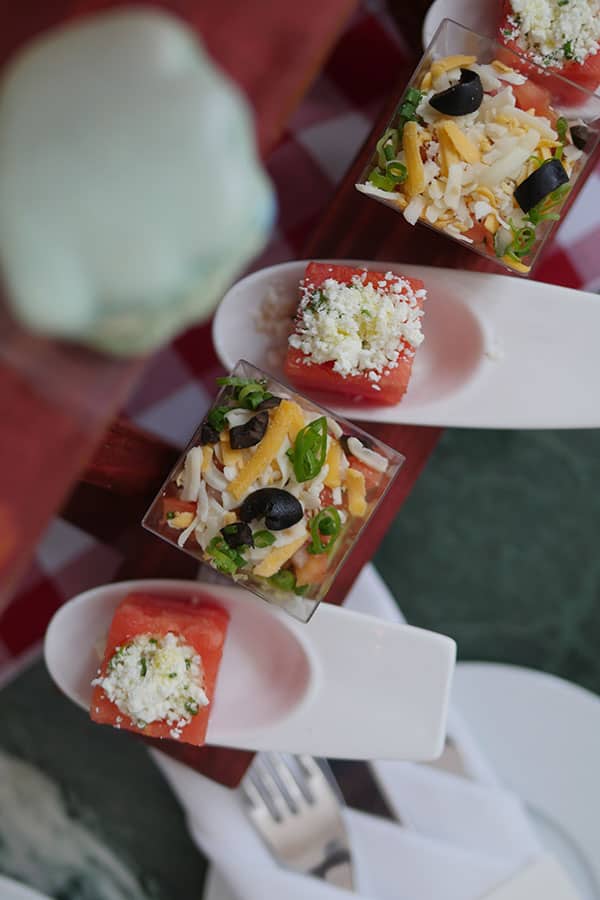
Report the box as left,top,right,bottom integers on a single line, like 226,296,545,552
220,521,254,549
514,158,569,213
429,69,483,116
570,124,590,151
255,395,282,411
199,421,220,445
239,488,303,531
229,411,269,449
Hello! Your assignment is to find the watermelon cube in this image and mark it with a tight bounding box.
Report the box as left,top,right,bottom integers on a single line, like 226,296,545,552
91,592,229,746
284,263,426,405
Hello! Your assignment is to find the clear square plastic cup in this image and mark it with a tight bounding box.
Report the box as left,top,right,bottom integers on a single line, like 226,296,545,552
356,18,600,276
143,360,404,622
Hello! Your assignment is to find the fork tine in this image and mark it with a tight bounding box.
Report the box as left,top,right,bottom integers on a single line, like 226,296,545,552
297,755,344,805
239,774,263,810
266,753,309,812
249,756,287,821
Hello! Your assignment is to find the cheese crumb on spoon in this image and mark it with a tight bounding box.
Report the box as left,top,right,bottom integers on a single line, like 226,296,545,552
288,274,424,379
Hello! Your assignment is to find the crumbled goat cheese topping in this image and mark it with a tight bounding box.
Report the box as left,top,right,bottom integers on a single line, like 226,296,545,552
93,632,208,732
288,274,425,379
505,0,600,67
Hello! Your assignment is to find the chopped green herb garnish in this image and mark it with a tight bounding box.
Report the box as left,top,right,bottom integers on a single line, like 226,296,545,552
254,529,276,548
168,672,177,679
308,290,328,312
140,656,147,678
149,638,158,645
557,0,569,5
108,644,131,670
215,376,273,412
166,511,176,520
563,40,574,60
361,308,372,317
185,658,191,669
286,416,328,483
308,506,342,555
185,700,199,716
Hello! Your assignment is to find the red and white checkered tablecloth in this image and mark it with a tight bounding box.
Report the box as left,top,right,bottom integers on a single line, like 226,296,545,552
1,0,599,677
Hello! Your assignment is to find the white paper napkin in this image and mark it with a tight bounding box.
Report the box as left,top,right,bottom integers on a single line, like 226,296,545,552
154,564,578,900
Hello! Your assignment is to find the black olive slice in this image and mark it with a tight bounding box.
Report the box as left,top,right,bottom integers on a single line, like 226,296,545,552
570,124,590,151
255,395,282,411
429,68,483,116
514,158,569,213
239,488,303,531
220,521,254,549
200,421,220,445
229,411,269,449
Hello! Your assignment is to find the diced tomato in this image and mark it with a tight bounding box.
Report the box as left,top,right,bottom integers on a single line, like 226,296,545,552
512,81,558,127
294,552,331,588
463,222,495,255
284,263,425,406
90,592,229,746
498,0,599,105
348,458,383,493
162,497,196,517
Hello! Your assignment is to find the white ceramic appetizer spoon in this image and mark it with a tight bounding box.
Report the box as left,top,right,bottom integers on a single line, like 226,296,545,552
44,579,455,761
213,259,600,429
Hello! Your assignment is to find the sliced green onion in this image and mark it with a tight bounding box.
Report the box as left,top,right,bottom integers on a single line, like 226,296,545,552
140,657,147,678
376,128,399,169
385,160,408,183
506,223,536,259
526,182,571,225
308,506,342,555
287,416,328,483
185,700,199,716
206,536,246,575
268,569,296,592
207,405,229,432
368,168,397,192
405,87,423,106
556,116,569,143
216,376,260,388
254,529,276,548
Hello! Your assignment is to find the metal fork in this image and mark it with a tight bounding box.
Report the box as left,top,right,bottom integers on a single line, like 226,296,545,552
241,753,355,890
